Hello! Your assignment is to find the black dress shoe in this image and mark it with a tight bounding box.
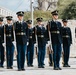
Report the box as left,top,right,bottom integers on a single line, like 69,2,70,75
7,67,10,69
58,67,62,70
30,65,34,67
27,64,31,67
67,64,70,67
10,67,13,69
63,64,68,67
53,67,59,70
38,66,41,68
22,68,25,71
41,66,45,68
18,69,21,71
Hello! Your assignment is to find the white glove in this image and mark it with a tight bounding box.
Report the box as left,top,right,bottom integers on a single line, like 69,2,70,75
2,43,6,47
12,41,16,45
34,43,38,47
12,41,17,51
27,42,29,45
47,41,50,46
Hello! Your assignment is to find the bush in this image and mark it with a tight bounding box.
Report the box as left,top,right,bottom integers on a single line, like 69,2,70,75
24,10,52,24
61,1,76,19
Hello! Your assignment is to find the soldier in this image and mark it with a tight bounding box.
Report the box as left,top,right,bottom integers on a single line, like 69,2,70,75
62,19,72,67
0,17,4,68
35,18,47,68
26,20,36,67
5,16,14,69
14,11,29,71
47,10,62,70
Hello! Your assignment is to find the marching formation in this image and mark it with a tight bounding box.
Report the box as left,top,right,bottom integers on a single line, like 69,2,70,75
0,10,72,71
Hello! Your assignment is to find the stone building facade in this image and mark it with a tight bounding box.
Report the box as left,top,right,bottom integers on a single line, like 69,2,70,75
38,0,58,11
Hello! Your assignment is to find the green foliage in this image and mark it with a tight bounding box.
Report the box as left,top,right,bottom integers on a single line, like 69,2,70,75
34,10,52,21
24,10,52,24
58,0,76,19
61,1,76,19
24,12,31,21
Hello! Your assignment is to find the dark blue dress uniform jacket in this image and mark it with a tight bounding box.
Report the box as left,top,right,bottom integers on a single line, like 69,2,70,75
47,20,62,44
14,21,29,45
28,28,36,45
35,25,47,47
5,25,14,46
61,27,72,45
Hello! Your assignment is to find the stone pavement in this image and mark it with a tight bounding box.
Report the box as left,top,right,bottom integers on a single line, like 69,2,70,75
0,58,76,75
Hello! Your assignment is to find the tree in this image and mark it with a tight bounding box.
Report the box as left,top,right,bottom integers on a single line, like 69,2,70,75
61,1,76,19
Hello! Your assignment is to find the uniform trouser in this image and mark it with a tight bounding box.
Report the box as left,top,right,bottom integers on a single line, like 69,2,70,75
63,45,70,65
0,44,4,66
6,44,14,67
17,44,27,69
52,43,62,68
49,53,53,64
27,44,34,65
38,45,46,66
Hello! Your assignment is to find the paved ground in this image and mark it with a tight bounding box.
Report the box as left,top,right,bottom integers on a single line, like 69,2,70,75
0,58,76,75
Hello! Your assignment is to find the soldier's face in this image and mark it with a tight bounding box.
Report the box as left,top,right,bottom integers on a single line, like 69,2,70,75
0,21,3,25
53,15,58,20
18,16,23,21
63,22,67,26
38,21,42,25
7,20,12,24
28,24,32,28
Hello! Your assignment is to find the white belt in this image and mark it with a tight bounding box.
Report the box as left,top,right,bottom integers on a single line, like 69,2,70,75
62,35,69,38
6,34,11,37
51,31,60,34
38,35,44,38
29,36,32,38
16,32,26,35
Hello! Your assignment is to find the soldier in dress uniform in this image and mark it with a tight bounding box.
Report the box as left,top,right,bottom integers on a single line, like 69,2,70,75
62,19,72,67
0,17,4,68
47,10,62,70
5,16,14,69
35,18,47,68
26,20,36,67
14,11,29,71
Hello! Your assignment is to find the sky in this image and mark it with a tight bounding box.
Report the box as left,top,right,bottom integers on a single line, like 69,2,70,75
0,0,36,12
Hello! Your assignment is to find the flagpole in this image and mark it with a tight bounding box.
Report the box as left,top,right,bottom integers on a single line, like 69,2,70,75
30,0,34,27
